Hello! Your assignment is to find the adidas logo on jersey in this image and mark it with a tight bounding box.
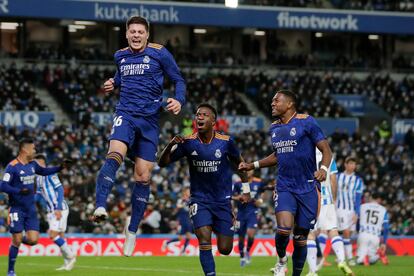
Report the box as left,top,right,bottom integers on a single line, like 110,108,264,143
20,170,25,174
272,132,276,138
191,151,198,156
120,58,126,63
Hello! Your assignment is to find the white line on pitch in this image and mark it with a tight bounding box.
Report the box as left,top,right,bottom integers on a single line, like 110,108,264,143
25,262,264,276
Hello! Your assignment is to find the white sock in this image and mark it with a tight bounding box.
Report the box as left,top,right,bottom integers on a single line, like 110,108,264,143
317,233,328,256
331,236,345,263
343,238,353,260
306,240,318,273
60,243,74,260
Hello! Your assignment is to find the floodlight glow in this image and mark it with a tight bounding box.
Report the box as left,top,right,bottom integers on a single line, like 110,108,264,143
225,0,238,8
254,30,266,36
315,32,323,38
368,34,379,40
0,22,19,30
74,21,96,25
193,28,207,34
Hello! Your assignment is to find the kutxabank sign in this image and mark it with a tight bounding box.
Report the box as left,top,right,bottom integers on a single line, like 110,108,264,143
2,0,414,34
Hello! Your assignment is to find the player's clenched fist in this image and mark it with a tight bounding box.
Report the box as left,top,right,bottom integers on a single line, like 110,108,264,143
103,78,115,93
238,162,254,172
314,169,327,182
166,98,182,115
170,135,185,145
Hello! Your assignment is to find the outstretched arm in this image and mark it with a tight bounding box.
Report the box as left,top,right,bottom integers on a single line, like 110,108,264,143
229,155,251,204
33,162,62,176
238,152,277,171
158,135,185,167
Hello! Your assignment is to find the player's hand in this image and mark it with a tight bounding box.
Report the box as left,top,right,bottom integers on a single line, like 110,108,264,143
380,243,386,252
352,214,358,224
238,162,254,172
255,198,264,207
170,135,185,146
314,169,327,182
54,210,62,220
61,159,74,169
19,188,31,195
166,98,182,115
240,193,251,204
103,78,115,93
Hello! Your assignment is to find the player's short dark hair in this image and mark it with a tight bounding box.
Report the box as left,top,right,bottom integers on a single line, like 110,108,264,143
277,89,297,107
371,192,383,200
34,154,47,162
196,103,218,120
18,138,34,151
126,16,149,32
345,156,357,164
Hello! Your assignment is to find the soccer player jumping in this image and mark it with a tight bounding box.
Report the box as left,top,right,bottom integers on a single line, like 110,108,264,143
239,90,332,276
159,103,251,276
93,16,186,257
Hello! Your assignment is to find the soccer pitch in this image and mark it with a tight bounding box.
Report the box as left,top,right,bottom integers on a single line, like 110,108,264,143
1,256,413,276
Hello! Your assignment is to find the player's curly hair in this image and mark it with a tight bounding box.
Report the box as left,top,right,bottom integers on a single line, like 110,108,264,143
277,89,297,107
196,103,218,120
126,16,149,32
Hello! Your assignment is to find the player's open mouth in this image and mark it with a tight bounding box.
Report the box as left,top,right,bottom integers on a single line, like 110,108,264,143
197,122,205,128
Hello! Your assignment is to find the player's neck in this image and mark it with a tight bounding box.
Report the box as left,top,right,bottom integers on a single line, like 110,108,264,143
344,170,354,175
280,111,297,124
198,130,214,144
16,154,29,165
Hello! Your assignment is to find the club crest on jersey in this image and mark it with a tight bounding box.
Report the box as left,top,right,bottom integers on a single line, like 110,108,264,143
290,127,296,136
143,55,150,63
215,149,222,158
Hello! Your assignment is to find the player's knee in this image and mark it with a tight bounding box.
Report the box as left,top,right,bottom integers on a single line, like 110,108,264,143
25,238,38,246
293,227,309,247
49,232,58,240
12,239,22,247
133,170,151,183
217,244,232,255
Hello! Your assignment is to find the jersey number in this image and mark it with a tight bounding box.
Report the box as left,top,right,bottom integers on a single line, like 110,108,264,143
9,212,19,222
189,203,198,218
365,210,379,225
113,116,123,127
111,116,123,135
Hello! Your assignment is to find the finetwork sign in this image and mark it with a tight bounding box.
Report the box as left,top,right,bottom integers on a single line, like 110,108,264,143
94,3,179,22
277,12,358,31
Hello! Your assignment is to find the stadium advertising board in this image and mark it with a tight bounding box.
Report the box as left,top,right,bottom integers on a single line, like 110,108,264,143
392,118,414,142
0,236,413,256
316,118,359,135
223,115,265,134
3,0,414,34
332,94,366,116
0,111,54,129
90,112,264,134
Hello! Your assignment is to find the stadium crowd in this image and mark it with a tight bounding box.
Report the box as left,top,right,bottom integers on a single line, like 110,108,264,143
1,62,408,122
0,119,413,235
248,71,414,119
0,64,48,111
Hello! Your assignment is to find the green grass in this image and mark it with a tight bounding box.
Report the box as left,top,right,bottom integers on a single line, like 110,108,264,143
1,256,413,276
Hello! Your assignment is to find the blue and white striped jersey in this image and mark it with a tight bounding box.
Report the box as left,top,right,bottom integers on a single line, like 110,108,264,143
316,149,337,206
36,174,67,212
359,202,388,237
336,171,363,212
